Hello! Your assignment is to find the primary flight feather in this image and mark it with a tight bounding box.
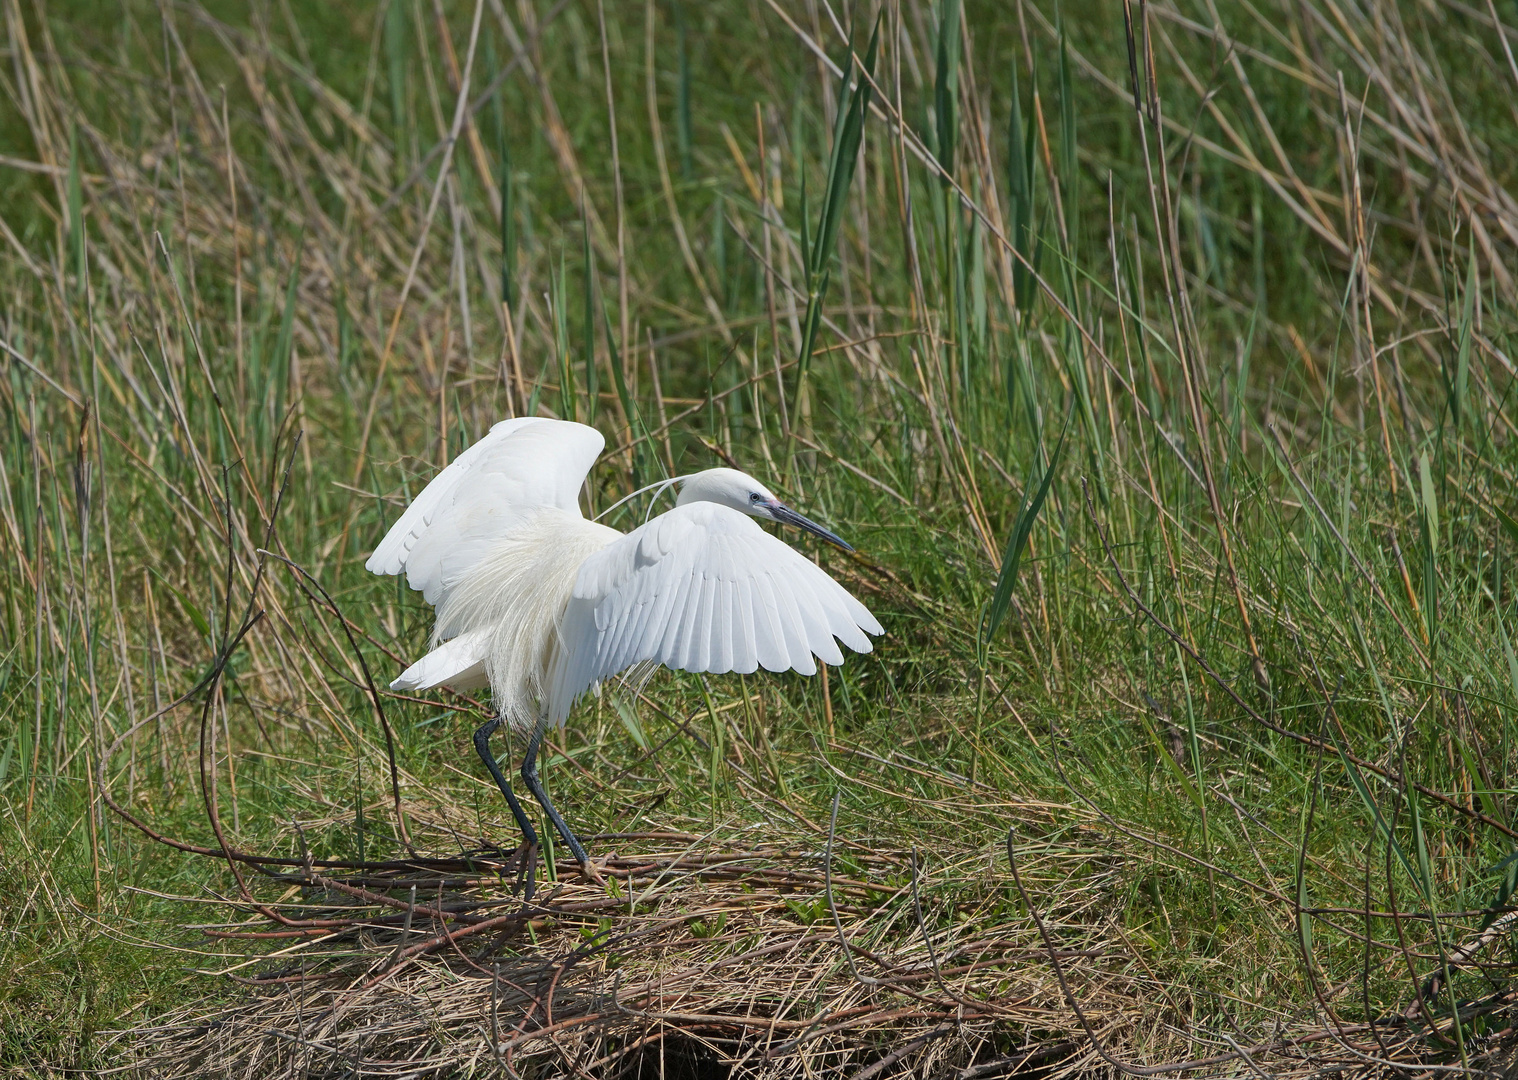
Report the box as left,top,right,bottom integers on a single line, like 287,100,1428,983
367,417,882,891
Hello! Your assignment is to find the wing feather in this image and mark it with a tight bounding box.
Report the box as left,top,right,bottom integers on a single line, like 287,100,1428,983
794,576,846,666
549,503,881,722
713,566,734,672
366,418,604,607
657,562,698,664
731,575,757,674
366,418,539,577
776,571,819,674
749,569,789,672
803,573,864,657
689,573,715,671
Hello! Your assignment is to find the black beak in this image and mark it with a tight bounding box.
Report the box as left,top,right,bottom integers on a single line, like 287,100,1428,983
768,502,855,552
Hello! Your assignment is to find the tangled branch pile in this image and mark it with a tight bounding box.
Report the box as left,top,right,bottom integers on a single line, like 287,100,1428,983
102,818,1511,1079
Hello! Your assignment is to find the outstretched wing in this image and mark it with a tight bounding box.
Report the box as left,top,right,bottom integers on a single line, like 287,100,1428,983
549,502,883,723
366,418,604,606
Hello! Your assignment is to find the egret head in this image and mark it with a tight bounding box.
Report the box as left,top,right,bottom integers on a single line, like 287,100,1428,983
677,467,854,552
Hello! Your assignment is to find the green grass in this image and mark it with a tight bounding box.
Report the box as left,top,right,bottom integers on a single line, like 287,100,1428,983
2,0,1518,1072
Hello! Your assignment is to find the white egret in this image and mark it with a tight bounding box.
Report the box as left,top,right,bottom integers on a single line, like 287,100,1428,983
366,417,882,883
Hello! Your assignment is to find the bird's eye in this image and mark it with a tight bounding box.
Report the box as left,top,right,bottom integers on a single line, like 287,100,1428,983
749,492,761,504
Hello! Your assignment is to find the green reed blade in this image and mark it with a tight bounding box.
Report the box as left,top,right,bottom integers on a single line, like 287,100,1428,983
582,210,598,425
674,0,693,180
603,297,660,487
271,249,301,439
933,0,961,184
489,33,515,312
983,408,1069,647
790,16,880,431
67,126,84,292
385,0,408,155
1057,14,1078,253
1007,58,1038,313
1453,239,1477,430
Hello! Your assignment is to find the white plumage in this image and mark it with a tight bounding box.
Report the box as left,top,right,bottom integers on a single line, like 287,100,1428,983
374,419,882,732
366,417,882,877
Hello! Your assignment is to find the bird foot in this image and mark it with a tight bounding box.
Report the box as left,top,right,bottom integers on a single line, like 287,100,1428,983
576,856,608,889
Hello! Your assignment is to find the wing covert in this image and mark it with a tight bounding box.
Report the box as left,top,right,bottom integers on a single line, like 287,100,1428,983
549,503,883,723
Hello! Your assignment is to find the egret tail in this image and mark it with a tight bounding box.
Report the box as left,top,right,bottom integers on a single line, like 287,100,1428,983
394,629,490,693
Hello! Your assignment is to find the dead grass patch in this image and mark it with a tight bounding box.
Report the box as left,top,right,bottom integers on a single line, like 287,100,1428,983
95,803,1518,1078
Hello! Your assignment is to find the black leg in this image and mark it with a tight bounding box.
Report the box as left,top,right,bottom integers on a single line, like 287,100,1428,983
520,712,591,868
473,715,540,895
